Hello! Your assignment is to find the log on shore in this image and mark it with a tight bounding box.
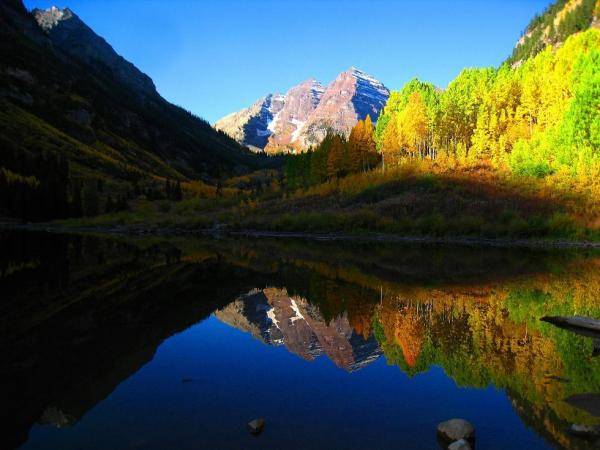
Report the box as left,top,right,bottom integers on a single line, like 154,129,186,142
541,316,600,335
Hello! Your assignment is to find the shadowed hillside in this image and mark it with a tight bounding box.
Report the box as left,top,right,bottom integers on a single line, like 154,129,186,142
0,1,275,222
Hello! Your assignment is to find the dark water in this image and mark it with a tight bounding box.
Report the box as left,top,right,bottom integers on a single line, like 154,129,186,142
1,231,600,449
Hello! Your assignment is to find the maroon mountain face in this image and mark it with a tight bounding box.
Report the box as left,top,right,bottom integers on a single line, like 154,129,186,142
215,68,389,154
264,78,324,153
295,68,389,150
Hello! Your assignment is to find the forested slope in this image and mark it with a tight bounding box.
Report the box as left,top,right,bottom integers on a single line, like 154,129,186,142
0,0,270,221
508,0,599,65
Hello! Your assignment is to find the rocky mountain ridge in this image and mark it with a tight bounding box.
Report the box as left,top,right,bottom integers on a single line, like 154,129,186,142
215,68,389,154
214,93,285,151
32,6,156,96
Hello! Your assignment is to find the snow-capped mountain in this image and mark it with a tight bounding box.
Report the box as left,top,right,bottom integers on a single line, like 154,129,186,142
214,68,389,153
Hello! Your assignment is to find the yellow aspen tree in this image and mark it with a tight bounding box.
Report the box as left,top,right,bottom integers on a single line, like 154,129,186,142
382,118,402,165
327,135,345,179
347,120,364,173
402,92,428,159
362,115,377,170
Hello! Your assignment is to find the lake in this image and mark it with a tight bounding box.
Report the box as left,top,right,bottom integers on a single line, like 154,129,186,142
1,230,599,449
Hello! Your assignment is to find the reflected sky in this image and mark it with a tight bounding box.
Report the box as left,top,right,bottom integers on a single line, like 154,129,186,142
22,316,549,450
1,231,599,449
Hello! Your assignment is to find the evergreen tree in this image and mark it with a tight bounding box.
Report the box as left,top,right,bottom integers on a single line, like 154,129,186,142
115,195,129,212
70,180,83,218
165,179,172,199
105,195,115,213
173,181,183,201
0,169,7,216
82,180,99,217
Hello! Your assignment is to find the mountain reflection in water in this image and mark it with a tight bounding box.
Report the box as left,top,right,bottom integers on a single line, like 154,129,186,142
216,288,382,372
1,231,599,450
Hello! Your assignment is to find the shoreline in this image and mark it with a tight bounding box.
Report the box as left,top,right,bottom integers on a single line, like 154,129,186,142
229,230,600,249
2,222,599,249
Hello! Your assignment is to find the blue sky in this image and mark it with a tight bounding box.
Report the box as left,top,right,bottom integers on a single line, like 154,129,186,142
24,0,552,123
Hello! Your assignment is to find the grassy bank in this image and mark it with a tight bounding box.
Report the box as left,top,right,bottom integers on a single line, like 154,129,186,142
53,162,600,242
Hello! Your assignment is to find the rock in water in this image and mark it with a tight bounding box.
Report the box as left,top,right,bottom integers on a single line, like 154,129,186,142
247,418,265,435
568,423,600,438
437,418,475,443
448,439,472,450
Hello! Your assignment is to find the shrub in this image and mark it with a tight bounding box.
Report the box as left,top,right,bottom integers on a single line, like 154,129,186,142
547,212,577,237
157,201,172,213
508,137,552,178
450,215,484,235
508,216,529,237
416,212,447,236
526,215,549,237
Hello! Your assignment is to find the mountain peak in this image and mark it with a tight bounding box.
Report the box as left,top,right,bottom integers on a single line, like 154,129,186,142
302,77,323,86
346,66,385,86
299,78,325,97
32,6,75,32
345,66,367,76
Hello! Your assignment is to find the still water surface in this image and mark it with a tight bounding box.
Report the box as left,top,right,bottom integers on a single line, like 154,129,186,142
1,231,599,449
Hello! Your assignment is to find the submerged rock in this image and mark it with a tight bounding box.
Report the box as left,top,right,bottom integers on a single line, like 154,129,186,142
568,423,600,438
247,418,265,435
38,406,75,428
448,439,472,450
437,418,475,443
